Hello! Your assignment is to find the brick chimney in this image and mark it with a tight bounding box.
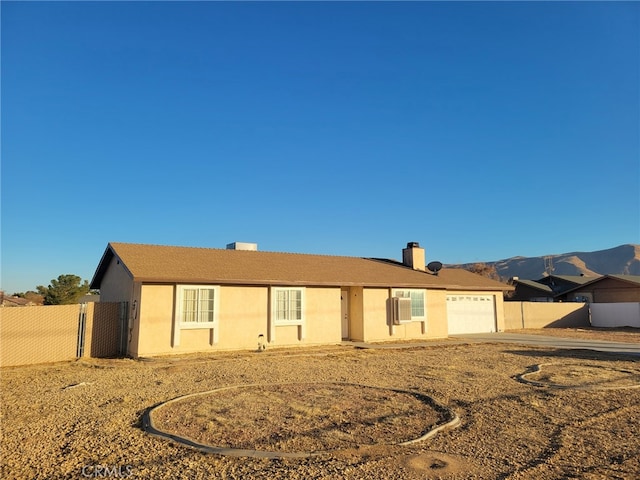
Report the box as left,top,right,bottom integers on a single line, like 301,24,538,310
402,242,425,271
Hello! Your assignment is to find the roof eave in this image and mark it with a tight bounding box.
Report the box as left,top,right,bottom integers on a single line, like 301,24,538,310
132,277,511,291
90,243,134,289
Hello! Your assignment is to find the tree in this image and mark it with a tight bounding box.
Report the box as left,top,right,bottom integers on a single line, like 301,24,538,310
465,263,501,281
36,274,91,305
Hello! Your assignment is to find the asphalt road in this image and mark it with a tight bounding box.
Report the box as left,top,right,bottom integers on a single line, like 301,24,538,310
451,332,640,356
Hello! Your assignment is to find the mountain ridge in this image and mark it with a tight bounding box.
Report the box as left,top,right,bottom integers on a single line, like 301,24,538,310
453,244,640,281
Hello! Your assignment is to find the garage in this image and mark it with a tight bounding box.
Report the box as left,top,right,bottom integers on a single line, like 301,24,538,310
446,294,496,334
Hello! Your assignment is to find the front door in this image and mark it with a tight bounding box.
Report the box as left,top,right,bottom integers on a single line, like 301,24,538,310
341,289,349,339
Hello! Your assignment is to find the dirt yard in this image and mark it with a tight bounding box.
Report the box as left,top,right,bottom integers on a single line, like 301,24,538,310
1,330,639,479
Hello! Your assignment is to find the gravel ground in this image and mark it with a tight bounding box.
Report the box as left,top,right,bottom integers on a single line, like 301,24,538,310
1,330,639,479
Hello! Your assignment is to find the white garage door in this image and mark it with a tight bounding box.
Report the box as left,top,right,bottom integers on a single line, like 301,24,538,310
446,295,496,334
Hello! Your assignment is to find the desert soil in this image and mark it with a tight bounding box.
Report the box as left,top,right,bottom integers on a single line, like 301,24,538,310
1,329,639,479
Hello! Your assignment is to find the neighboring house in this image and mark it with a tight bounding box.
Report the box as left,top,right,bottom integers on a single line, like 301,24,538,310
508,278,555,302
0,293,39,307
559,275,640,303
508,275,596,302
90,241,513,358
1,296,36,307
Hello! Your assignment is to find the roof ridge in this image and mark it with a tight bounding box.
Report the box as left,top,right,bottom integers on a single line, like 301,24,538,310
108,241,390,261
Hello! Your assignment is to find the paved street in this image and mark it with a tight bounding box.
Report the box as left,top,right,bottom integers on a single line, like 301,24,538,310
451,332,640,356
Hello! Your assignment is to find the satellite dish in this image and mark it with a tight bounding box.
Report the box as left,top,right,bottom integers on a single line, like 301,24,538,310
427,261,443,275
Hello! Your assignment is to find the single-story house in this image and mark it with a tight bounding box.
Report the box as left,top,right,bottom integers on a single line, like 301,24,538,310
90,241,513,358
558,275,640,303
0,292,41,307
508,275,596,302
508,278,555,302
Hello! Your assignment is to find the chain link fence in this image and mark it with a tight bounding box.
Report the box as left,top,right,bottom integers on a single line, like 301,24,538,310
0,302,126,367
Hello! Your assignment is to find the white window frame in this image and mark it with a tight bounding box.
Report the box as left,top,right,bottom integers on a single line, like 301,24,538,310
173,285,220,347
269,287,306,342
392,288,426,320
391,288,427,334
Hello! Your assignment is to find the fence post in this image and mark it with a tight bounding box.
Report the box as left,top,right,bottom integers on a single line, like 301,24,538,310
76,303,87,358
118,302,129,356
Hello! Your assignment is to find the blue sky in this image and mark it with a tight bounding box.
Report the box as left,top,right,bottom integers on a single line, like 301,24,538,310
2,1,639,294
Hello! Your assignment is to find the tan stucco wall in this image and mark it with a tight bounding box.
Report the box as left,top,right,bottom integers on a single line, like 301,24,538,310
218,286,268,349
360,288,390,342
360,288,449,343
132,281,507,356
133,285,343,357
300,287,341,345
136,285,174,356
504,302,589,329
425,289,449,339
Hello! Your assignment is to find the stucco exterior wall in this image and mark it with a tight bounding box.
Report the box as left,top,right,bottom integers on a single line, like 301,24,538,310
425,289,449,339
300,287,341,345
131,281,507,356
98,256,134,303
133,284,343,357
360,288,390,342
360,288,449,343
218,286,269,350
136,285,174,356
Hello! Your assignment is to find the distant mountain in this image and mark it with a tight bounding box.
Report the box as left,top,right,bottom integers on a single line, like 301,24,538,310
454,244,640,281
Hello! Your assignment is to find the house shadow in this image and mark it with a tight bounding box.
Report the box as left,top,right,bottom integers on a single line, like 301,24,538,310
89,303,124,358
504,348,640,362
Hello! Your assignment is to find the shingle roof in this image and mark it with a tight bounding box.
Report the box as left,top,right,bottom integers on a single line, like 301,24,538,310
91,242,513,292
543,275,597,285
607,275,640,286
554,274,640,296
513,279,554,293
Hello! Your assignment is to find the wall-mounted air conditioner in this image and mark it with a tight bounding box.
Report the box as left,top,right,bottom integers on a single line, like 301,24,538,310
392,297,412,324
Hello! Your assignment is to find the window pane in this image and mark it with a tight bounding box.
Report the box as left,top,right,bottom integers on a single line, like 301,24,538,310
199,289,215,322
276,290,287,321
291,290,301,320
410,291,425,317
182,288,197,323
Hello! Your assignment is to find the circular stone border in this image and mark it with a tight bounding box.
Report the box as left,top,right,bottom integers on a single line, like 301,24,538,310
142,382,460,458
516,363,640,391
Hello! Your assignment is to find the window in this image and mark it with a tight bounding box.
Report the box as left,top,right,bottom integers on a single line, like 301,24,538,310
180,287,216,323
392,289,426,319
274,288,302,322
272,287,305,324
270,287,306,341
173,285,220,347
